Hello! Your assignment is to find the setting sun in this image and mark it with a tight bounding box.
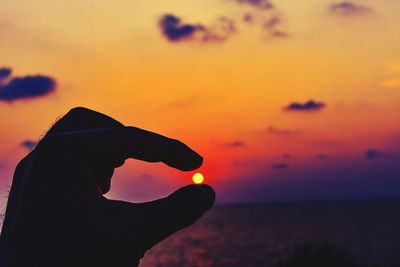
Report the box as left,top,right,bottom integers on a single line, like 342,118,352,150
192,173,205,184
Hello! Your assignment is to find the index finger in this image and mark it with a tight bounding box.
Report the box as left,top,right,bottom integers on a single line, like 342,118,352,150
40,126,203,172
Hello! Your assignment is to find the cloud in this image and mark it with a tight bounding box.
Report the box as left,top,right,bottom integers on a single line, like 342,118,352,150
241,10,288,38
158,14,198,41
159,0,288,43
284,100,326,112
158,14,236,42
0,68,12,80
21,140,38,151
221,140,246,148
262,16,288,38
365,149,384,160
271,162,289,170
0,68,56,102
266,126,295,135
166,94,199,108
329,2,373,17
315,154,329,160
234,0,274,10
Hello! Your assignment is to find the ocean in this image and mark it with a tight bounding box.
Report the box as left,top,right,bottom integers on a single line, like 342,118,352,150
140,199,400,267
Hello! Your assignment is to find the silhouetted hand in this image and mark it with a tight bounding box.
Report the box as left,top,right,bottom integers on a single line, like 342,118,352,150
0,107,215,267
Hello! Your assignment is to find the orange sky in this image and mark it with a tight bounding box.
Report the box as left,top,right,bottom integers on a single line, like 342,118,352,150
1,0,400,204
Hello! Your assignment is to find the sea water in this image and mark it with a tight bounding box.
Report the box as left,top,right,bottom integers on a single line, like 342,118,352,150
140,199,400,267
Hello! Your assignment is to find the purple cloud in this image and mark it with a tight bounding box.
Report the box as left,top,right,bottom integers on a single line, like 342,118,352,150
21,140,38,151
0,68,12,80
158,14,236,43
329,2,373,17
0,68,56,102
262,16,288,38
158,14,199,41
234,0,274,10
284,100,326,112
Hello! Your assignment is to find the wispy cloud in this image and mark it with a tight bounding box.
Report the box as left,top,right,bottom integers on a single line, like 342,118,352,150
233,0,274,10
329,2,373,17
238,1,288,38
262,16,288,38
220,140,246,148
266,126,296,135
165,93,200,109
0,67,56,102
271,162,289,170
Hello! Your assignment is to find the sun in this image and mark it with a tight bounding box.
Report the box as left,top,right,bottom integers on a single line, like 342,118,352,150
192,172,205,184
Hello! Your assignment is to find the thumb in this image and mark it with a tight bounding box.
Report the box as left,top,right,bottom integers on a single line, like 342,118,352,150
139,184,216,251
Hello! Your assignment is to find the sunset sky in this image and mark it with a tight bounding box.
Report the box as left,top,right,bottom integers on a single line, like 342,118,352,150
0,0,400,205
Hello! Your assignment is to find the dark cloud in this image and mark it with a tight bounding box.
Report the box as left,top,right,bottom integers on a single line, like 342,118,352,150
284,100,326,112
329,2,373,17
158,14,236,42
365,149,384,160
21,140,38,151
221,140,246,148
159,0,288,43
271,162,289,170
266,126,295,135
0,68,12,80
234,0,274,10
0,68,56,102
158,14,198,41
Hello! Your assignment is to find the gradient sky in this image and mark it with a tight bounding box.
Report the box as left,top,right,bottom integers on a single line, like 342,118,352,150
0,0,400,206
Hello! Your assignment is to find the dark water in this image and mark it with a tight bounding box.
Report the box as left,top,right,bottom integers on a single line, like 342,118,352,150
140,199,400,267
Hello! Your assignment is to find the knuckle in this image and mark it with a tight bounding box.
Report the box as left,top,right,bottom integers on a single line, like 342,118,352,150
66,106,90,118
